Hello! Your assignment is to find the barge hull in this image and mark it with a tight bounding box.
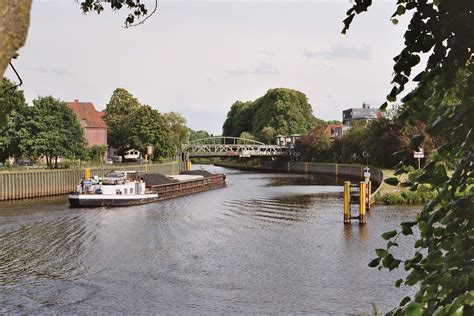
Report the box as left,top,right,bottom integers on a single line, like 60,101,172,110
69,194,160,208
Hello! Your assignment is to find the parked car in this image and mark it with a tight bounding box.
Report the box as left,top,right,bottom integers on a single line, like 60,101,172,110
15,159,35,167
102,171,127,185
105,158,113,165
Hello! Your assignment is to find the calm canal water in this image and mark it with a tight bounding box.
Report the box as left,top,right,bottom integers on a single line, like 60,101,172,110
0,165,419,314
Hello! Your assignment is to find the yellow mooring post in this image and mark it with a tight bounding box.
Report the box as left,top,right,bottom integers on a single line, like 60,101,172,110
367,180,372,211
359,181,366,224
344,181,351,224
187,161,192,171
84,168,91,179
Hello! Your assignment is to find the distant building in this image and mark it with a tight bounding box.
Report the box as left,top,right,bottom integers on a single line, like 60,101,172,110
310,124,344,141
342,102,382,126
67,100,107,147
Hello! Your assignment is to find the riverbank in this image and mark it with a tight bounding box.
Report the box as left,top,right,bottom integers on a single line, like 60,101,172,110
0,162,179,201
214,159,384,197
215,159,434,205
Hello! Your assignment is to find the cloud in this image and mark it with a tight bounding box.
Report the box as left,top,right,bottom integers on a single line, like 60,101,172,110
23,66,73,76
225,62,280,76
251,62,280,75
303,43,372,60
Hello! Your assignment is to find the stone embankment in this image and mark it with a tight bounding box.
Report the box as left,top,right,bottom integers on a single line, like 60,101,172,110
215,160,384,195
0,162,179,201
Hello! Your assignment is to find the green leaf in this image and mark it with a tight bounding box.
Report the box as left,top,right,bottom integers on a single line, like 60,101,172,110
400,296,411,307
385,177,399,186
382,230,397,240
368,258,381,267
405,302,424,316
395,278,403,287
376,248,388,257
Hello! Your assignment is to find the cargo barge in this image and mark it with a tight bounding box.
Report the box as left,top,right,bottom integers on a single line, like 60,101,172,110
68,170,226,208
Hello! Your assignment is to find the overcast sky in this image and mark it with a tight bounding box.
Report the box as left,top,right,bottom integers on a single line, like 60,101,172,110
5,0,408,134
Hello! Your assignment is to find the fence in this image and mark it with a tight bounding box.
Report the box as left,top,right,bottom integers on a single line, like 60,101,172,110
0,162,179,201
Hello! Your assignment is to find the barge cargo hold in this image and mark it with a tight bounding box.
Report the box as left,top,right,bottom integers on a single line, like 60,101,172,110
68,171,226,208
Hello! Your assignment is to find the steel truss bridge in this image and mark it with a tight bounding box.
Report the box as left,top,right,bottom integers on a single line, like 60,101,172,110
179,137,289,159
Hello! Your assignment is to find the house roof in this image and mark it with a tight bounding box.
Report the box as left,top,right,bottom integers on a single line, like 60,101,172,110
67,100,106,129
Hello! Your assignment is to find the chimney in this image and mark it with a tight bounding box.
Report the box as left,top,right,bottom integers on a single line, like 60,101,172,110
74,99,79,102
362,102,371,109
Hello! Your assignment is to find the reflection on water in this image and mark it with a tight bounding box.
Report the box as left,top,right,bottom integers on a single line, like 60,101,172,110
0,165,419,314
267,173,351,187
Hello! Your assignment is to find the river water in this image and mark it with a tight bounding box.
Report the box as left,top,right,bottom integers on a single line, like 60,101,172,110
0,165,419,314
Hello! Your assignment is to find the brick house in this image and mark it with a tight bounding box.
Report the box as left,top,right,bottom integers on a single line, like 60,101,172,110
310,124,345,141
67,100,107,148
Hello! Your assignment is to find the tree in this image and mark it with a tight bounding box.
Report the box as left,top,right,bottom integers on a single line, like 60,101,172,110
87,145,108,162
344,1,473,314
252,88,319,137
189,129,211,142
238,132,256,143
163,112,189,155
128,105,173,159
222,101,255,137
0,78,28,163
259,126,277,144
222,88,324,143
297,132,333,163
103,88,140,160
20,96,86,167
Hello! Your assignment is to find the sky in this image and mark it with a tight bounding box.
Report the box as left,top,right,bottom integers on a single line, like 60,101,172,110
5,0,408,135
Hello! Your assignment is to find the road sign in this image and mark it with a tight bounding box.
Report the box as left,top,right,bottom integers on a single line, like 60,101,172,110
414,147,424,169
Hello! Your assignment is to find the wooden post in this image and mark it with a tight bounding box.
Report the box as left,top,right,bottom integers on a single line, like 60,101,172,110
359,181,366,224
344,181,351,224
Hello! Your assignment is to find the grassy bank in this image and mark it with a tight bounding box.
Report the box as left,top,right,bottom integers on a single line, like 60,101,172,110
375,169,436,205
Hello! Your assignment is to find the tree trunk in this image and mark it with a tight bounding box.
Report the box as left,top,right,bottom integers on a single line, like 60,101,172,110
54,156,58,168
0,0,32,81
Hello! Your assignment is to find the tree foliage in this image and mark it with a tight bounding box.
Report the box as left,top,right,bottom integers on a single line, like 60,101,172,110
222,88,323,143
344,1,473,314
128,105,172,159
104,88,180,160
0,78,28,163
163,112,189,155
20,96,86,167
103,88,140,158
189,129,212,142
78,0,157,27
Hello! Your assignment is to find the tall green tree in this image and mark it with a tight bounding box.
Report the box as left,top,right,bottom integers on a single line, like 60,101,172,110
252,88,319,136
20,96,86,167
127,105,173,159
103,88,140,160
222,88,324,143
0,78,28,163
163,112,189,155
344,1,473,314
189,129,211,142
222,101,255,137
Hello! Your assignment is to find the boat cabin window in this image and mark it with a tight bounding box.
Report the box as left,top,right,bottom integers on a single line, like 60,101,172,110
124,189,128,194
130,188,134,194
